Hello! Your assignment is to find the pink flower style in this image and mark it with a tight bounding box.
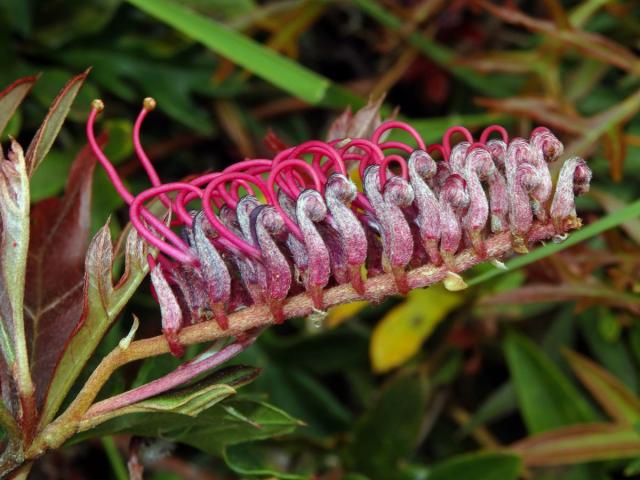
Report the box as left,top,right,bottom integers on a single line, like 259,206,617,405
87,98,592,357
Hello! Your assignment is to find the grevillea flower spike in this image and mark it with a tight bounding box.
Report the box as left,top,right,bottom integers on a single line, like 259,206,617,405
88,98,592,357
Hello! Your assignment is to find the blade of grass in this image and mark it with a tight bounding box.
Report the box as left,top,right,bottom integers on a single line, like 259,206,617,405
126,0,361,107
468,199,640,287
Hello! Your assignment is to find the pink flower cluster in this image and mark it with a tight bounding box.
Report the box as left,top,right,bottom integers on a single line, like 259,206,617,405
88,99,591,356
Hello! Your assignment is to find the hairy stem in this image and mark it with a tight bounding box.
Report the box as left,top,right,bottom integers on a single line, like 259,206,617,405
28,220,568,458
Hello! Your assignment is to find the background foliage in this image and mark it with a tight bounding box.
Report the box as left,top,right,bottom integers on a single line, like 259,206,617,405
2,0,640,478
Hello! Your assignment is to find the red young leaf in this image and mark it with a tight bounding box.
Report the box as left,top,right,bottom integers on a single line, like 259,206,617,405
24,136,103,408
0,75,38,137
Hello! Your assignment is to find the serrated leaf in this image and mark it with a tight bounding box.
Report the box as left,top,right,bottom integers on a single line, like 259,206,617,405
370,285,463,373
504,331,597,434
39,222,150,427
25,69,89,176
564,350,640,425
0,76,38,137
511,423,640,467
25,138,100,409
427,452,521,480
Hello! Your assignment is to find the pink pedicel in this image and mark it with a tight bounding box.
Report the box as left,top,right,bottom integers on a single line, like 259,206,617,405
89,100,591,356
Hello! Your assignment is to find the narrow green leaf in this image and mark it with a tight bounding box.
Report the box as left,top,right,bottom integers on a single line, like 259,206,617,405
0,76,38,137
80,382,237,432
40,223,150,427
428,452,521,480
468,199,640,286
504,331,597,434
126,0,342,105
223,442,308,479
511,423,640,467
564,350,640,424
72,397,302,455
25,69,89,176
578,310,638,392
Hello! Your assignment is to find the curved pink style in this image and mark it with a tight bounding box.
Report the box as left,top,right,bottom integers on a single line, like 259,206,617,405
89,98,591,357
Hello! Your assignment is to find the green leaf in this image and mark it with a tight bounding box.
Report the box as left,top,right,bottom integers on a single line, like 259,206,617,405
468,199,640,287
252,364,353,437
0,76,38,137
504,331,597,434
39,222,151,427
58,48,221,134
0,0,32,35
564,350,640,424
511,423,640,467
25,69,89,176
223,442,308,479
427,452,521,480
344,372,429,479
72,397,302,455
126,0,341,105
578,310,638,392
32,0,120,48
79,365,260,431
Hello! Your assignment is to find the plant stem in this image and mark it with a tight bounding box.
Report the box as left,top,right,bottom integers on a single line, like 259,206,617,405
28,219,569,458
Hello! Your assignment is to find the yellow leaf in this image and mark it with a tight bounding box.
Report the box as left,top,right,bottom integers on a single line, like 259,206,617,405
325,300,369,328
370,285,463,373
